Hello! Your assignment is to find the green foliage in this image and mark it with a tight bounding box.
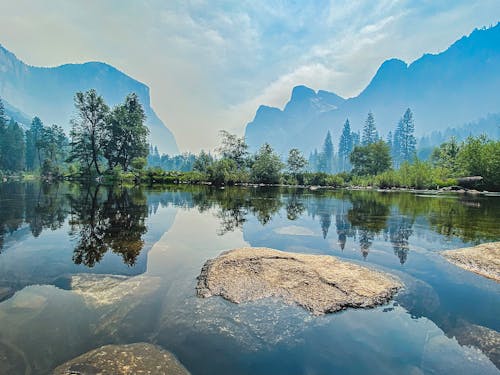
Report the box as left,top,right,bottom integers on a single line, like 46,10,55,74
104,93,149,171
193,150,214,172
286,148,308,180
68,89,109,175
217,130,249,168
350,140,392,176
207,158,248,185
250,143,283,184
456,135,500,190
431,136,460,174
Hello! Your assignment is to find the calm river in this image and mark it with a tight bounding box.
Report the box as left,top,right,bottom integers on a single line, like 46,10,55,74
0,182,499,374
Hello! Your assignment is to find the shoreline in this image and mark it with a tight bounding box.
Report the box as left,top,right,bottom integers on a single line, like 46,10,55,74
1,174,499,194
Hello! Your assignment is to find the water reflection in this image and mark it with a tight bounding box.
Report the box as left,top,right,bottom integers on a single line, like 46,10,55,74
68,185,148,267
1,184,499,267
0,183,499,374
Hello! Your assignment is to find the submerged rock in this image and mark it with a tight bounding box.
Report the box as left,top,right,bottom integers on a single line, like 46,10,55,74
442,242,500,282
196,247,402,315
69,274,161,307
52,343,190,375
449,322,500,368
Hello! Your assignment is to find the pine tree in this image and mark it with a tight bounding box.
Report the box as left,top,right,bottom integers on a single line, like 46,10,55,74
392,120,403,168
319,131,334,173
398,108,417,163
3,120,25,171
338,119,353,171
362,112,378,145
352,131,360,147
0,98,6,170
25,117,45,170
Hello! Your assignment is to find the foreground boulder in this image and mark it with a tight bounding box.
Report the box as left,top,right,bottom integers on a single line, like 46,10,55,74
442,242,499,282
53,343,189,375
196,247,402,315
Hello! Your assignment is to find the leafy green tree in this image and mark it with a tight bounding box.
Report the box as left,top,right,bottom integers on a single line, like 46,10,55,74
207,158,242,185
287,148,308,179
457,136,500,190
431,136,460,174
338,119,353,171
350,140,391,176
68,89,109,175
362,112,378,145
217,130,248,168
193,150,214,172
103,93,149,171
251,143,283,184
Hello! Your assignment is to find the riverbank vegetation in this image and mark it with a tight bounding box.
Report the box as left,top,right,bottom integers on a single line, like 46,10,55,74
0,92,498,190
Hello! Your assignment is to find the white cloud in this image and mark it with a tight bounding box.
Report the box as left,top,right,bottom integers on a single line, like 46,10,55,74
0,0,498,152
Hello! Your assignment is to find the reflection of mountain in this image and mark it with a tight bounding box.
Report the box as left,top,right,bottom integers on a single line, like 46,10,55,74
0,183,180,301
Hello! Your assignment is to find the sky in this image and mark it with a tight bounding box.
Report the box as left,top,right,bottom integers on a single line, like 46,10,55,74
0,0,498,152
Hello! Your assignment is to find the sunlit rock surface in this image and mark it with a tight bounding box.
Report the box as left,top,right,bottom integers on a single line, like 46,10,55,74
442,242,500,282
52,343,190,375
70,274,161,307
196,247,402,315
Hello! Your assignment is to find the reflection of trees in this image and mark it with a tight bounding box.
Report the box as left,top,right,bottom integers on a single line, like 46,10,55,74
285,191,305,221
387,211,414,264
319,213,331,239
347,193,390,259
0,183,26,253
190,187,284,235
69,185,148,267
24,183,68,237
335,202,352,251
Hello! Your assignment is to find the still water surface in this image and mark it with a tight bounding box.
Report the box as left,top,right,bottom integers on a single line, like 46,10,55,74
0,182,499,374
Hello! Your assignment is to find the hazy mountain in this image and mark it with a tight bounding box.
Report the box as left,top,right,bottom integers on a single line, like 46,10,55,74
245,24,500,155
1,97,31,127
0,45,178,154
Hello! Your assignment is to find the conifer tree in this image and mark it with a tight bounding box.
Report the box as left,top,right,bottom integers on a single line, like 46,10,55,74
362,112,378,145
319,131,334,173
398,108,417,163
338,119,353,171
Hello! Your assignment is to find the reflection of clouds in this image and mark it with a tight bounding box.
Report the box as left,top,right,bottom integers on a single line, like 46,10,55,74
274,225,315,236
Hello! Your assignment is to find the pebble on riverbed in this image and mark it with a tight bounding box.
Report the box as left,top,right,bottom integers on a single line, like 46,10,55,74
196,247,402,315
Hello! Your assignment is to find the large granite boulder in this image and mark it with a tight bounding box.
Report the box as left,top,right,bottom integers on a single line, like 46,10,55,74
442,242,500,282
196,247,402,315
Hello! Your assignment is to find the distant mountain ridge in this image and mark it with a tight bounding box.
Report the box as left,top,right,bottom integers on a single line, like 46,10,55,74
0,45,178,154
245,24,500,155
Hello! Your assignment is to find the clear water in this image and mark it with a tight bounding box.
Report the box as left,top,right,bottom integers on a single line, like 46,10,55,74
0,182,499,374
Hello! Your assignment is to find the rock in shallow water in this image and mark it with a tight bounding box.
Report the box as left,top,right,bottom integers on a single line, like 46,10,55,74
196,247,402,315
442,242,500,282
52,343,190,375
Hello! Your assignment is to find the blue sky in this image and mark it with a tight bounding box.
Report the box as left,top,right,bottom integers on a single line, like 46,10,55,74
0,0,498,151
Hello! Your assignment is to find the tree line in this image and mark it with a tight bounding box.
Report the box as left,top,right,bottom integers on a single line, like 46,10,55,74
310,108,417,174
1,93,498,190
0,90,149,178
